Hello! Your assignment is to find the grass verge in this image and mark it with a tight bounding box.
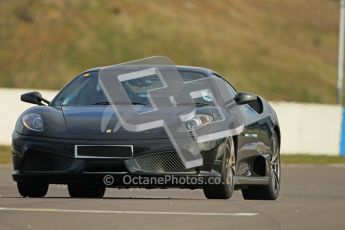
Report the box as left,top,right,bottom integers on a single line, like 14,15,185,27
0,145,12,164
281,154,345,164
0,145,344,164
0,0,340,103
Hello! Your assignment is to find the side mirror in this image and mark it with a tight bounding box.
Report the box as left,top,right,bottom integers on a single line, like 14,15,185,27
21,92,50,105
235,92,258,105
235,92,263,114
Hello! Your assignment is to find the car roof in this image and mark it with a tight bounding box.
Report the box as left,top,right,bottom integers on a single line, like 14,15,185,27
83,65,219,77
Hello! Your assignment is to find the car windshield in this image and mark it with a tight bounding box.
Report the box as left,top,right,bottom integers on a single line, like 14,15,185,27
51,70,212,107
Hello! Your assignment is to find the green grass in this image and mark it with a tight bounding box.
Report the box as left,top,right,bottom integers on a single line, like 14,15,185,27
281,154,345,164
0,145,344,165
0,0,341,103
0,145,12,164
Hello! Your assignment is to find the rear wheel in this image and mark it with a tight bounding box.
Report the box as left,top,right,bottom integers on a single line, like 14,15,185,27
68,184,106,198
17,181,49,198
203,137,235,199
242,131,281,200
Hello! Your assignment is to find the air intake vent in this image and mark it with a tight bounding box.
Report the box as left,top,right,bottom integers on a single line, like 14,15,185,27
135,152,197,174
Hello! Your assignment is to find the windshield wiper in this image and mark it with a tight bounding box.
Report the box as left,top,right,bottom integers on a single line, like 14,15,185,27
179,102,211,107
131,102,146,105
91,101,146,106
91,102,111,105
195,102,212,107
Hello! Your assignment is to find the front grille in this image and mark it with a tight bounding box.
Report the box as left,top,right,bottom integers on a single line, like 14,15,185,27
135,152,197,174
76,145,133,158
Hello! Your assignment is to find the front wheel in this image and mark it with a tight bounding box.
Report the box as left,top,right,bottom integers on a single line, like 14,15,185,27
242,131,281,200
203,137,235,199
17,181,49,198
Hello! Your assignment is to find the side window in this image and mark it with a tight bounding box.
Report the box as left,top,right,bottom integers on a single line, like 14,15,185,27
221,78,237,96
212,74,237,102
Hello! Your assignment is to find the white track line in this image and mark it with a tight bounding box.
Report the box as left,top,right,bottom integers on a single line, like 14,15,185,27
0,207,258,217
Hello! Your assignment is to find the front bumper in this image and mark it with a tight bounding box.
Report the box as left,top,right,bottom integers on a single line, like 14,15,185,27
12,132,225,188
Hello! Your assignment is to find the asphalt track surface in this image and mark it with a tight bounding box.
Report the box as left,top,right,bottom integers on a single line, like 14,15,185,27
0,164,345,230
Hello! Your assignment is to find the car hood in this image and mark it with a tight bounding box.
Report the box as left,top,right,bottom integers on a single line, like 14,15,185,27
61,106,176,138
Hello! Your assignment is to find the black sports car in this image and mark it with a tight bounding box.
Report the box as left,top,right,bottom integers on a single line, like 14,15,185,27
12,65,281,200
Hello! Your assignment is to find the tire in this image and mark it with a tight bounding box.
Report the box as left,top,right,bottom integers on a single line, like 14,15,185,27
242,131,281,200
17,181,49,198
68,184,106,198
203,137,235,199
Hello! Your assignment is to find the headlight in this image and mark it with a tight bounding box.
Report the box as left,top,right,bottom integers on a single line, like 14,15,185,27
186,114,213,130
22,113,44,132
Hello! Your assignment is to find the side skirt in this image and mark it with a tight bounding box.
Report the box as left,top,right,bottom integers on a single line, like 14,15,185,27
234,176,269,186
